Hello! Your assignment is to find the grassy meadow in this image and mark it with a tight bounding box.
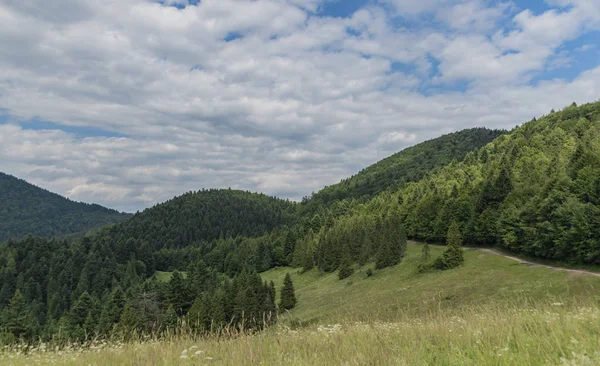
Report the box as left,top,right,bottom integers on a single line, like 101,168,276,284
3,243,600,365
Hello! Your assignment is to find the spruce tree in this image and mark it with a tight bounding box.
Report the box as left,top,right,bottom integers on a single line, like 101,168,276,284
436,221,464,269
161,305,178,332
1,290,37,339
187,295,209,331
375,240,392,269
283,231,297,264
338,246,354,280
421,243,431,262
389,218,407,265
98,286,125,335
301,248,314,273
279,273,297,310
168,271,192,316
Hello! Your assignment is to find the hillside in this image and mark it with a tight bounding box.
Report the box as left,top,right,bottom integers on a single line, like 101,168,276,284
4,242,600,365
0,172,130,243
294,101,600,278
261,242,600,324
305,128,504,208
101,189,298,251
2,102,600,349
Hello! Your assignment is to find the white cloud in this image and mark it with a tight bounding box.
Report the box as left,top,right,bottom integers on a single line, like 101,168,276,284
0,0,599,211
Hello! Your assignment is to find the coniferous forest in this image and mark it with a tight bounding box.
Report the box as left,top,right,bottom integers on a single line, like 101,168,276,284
1,101,600,343
0,173,131,244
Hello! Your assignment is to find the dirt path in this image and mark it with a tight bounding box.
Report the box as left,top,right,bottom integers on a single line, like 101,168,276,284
475,248,600,277
412,241,600,277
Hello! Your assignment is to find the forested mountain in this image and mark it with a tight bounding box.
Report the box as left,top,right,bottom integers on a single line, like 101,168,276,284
0,173,130,243
396,102,600,263
305,128,504,208
101,189,298,251
2,101,599,343
0,189,297,342
312,101,600,267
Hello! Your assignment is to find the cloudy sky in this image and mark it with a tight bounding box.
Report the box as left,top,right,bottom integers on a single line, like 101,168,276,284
1,0,599,212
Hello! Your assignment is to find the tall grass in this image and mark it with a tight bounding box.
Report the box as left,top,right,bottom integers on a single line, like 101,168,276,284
2,298,599,365
4,244,599,365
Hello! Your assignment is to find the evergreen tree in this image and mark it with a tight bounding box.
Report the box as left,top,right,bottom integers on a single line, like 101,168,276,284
283,231,297,265
167,271,192,316
98,286,125,335
279,273,297,310
301,248,314,273
1,290,37,339
375,240,392,269
421,243,431,262
389,217,407,265
161,305,178,332
338,246,354,280
435,222,464,270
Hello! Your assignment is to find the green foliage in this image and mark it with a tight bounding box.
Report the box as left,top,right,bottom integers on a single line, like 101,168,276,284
421,243,431,262
434,222,464,270
303,128,504,210
105,189,297,252
279,273,297,310
0,290,38,339
397,101,600,264
0,172,130,243
3,101,600,344
338,246,354,280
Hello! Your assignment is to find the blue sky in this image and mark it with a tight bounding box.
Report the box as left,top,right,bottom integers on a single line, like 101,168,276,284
0,0,599,212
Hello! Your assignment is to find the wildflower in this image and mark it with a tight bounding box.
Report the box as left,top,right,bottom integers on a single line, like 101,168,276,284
552,303,564,306
180,355,189,359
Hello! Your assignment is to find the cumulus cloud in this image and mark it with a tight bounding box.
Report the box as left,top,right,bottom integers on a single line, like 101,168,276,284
0,0,599,211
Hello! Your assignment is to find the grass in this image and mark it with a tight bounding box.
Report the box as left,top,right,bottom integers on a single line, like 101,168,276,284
3,243,600,365
154,271,187,282
261,243,600,325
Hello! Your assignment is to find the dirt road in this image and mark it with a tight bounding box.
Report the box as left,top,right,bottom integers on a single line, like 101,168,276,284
476,248,600,277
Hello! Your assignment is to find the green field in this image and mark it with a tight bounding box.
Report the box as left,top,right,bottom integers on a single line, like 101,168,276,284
3,243,600,365
261,242,600,324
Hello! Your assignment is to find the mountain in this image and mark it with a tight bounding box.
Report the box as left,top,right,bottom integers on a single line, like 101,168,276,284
99,188,298,252
311,101,600,266
305,128,505,209
2,101,599,344
0,173,131,243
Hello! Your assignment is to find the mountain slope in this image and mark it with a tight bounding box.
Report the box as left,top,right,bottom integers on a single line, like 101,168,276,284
306,128,505,207
0,173,130,243
101,188,298,251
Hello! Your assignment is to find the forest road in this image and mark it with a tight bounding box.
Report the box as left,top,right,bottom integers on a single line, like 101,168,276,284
476,248,600,278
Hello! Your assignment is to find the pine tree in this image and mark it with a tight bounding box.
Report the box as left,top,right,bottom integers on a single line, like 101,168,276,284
338,246,354,280
421,243,431,262
161,305,178,332
188,295,209,331
301,248,314,273
389,217,407,265
283,231,297,265
1,290,37,339
435,221,464,269
279,273,297,310
375,240,392,269
168,271,192,316
98,286,125,335
358,236,372,266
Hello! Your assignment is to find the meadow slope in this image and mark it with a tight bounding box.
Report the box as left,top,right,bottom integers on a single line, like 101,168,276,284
3,243,600,365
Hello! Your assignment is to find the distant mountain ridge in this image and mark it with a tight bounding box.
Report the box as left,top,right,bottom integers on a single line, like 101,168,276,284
303,128,505,209
0,172,131,243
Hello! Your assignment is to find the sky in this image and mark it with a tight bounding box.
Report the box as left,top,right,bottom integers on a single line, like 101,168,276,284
0,0,599,212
